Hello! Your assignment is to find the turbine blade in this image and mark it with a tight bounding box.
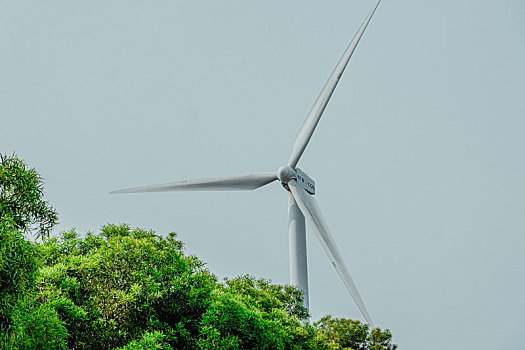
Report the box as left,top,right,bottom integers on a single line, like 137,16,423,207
288,0,382,168
288,180,373,325
111,172,278,194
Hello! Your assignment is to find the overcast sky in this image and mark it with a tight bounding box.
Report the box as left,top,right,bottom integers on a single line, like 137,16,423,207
2,1,525,349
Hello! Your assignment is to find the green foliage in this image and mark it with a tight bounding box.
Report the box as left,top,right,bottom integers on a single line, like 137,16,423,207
0,219,66,350
314,316,396,350
0,154,62,346
0,218,38,336
1,221,397,349
0,153,58,238
116,331,173,350
223,276,309,321
3,301,69,350
0,154,397,349
198,276,317,349
36,224,216,349
32,225,331,349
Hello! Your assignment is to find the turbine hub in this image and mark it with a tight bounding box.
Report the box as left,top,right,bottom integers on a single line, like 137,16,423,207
278,166,316,195
277,165,296,184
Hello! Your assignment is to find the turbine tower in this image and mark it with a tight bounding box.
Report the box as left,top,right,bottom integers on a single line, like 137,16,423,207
112,0,382,325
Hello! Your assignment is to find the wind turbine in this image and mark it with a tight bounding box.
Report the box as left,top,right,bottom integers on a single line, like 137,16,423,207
112,0,382,325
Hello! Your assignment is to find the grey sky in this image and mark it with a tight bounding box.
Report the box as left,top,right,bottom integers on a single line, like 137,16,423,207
2,1,525,349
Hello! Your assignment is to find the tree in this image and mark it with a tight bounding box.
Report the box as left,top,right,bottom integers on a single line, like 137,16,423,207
34,225,216,349
0,153,58,239
0,155,398,349
32,225,323,349
0,153,62,348
0,218,38,337
1,220,397,349
197,276,317,349
314,316,397,350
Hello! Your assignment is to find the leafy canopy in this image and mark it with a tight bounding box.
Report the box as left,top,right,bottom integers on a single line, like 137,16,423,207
0,154,397,349
0,153,58,238
1,153,58,342
0,218,39,335
315,315,397,350
31,225,322,349
2,221,397,350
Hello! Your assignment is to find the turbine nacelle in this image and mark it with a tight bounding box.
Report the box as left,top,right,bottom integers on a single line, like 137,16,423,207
277,166,316,195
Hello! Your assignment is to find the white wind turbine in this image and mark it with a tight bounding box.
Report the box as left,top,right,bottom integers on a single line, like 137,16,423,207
112,0,382,325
